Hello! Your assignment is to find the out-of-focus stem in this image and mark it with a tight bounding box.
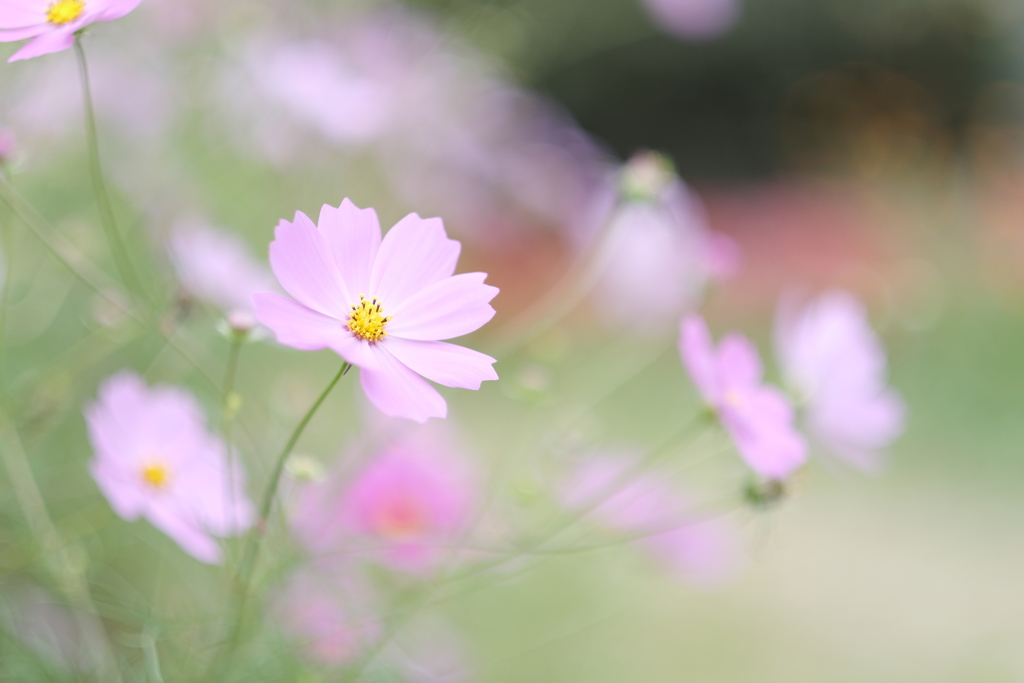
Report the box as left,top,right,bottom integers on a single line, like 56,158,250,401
217,361,350,678
0,414,123,682
220,333,244,563
0,177,225,392
73,36,147,304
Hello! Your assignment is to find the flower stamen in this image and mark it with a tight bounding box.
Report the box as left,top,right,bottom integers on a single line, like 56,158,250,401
46,0,85,25
348,295,391,342
141,462,170,490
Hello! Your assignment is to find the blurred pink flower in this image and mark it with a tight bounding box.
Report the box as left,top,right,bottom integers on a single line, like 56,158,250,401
640,0,742,40
680,314,806,479
85,372,254,563
775,290,905,472
563,455,742,585
274,568,379,668
590,152,739,330
0,0,143,62
293,431,475,574
254,199,499,422
168,220,277,318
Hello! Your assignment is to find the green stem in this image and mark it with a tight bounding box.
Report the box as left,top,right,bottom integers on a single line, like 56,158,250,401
73,36,146,303
220,335,244,563
217,361,350,677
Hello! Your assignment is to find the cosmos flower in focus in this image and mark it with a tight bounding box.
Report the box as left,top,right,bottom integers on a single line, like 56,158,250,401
292,431,475,574
563,454,742,585
775,290,905,472
680,314,806,480
254,199,499,423
639,0,742,40
85,372,253,564
0,0,143,63
590,151,739,332
168,221,276,323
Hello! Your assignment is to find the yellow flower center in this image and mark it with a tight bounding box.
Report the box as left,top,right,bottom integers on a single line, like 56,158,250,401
46,0,85,25
347,295,391,342
141,462,170,490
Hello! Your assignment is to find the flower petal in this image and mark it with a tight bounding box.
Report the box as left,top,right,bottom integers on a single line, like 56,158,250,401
724,387,806,479
359,345,447,423
7,28,75,61
717,334,762,389
146,502,223,564
0,0,44,29
95,0,144,21
254,292,341,351
318,199,381,296
383,337,497,390
679,315,718,402
268,211,351,318
369,213,460,307
0,25,45,40
386,272,497,341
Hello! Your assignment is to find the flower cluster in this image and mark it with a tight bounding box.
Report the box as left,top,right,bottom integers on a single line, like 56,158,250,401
0,1,909,680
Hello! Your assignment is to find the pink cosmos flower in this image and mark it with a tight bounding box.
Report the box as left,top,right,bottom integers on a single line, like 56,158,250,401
775,290,905,472
0,0,143,63
563,455,742,585
274,567,379,668
254,199,499,423
85,372,254,564
590,152,739,331
680,315,806,479
168,220,277,320
292,431,475,574
640,0,742,40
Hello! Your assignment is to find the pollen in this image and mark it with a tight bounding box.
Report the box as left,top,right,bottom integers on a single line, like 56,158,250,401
46,0,85,25
347,295,391,342
141,462,170,490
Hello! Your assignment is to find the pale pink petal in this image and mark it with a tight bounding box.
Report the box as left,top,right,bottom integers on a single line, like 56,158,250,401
383,338,497,390
7,27,74,62
359,345,447,423
254,292,342,351
94,0,144,21
146,502,222,564
0,25,45,40
386,273,497,341
679,315,718,402
716,334,762,389
319,199,381,296
0,6,41,29
268,212,351,317
725,388,806,479
369,214,460,307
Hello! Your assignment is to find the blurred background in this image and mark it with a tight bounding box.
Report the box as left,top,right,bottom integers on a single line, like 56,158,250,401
1,0,1024,681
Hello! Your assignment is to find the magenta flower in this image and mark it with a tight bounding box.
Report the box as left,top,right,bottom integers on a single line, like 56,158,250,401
85,372,254,564
254,199,499,422
292,431,474,574
0,0,143,63
775,290,905,471
168,220,277,320
680,315,806,479
563,455,742,585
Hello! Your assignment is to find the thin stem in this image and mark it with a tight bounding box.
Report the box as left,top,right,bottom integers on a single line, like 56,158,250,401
341,413,710,682
0,413,124,682
216,361,351,678
73,36,146,302
220,335,244,563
